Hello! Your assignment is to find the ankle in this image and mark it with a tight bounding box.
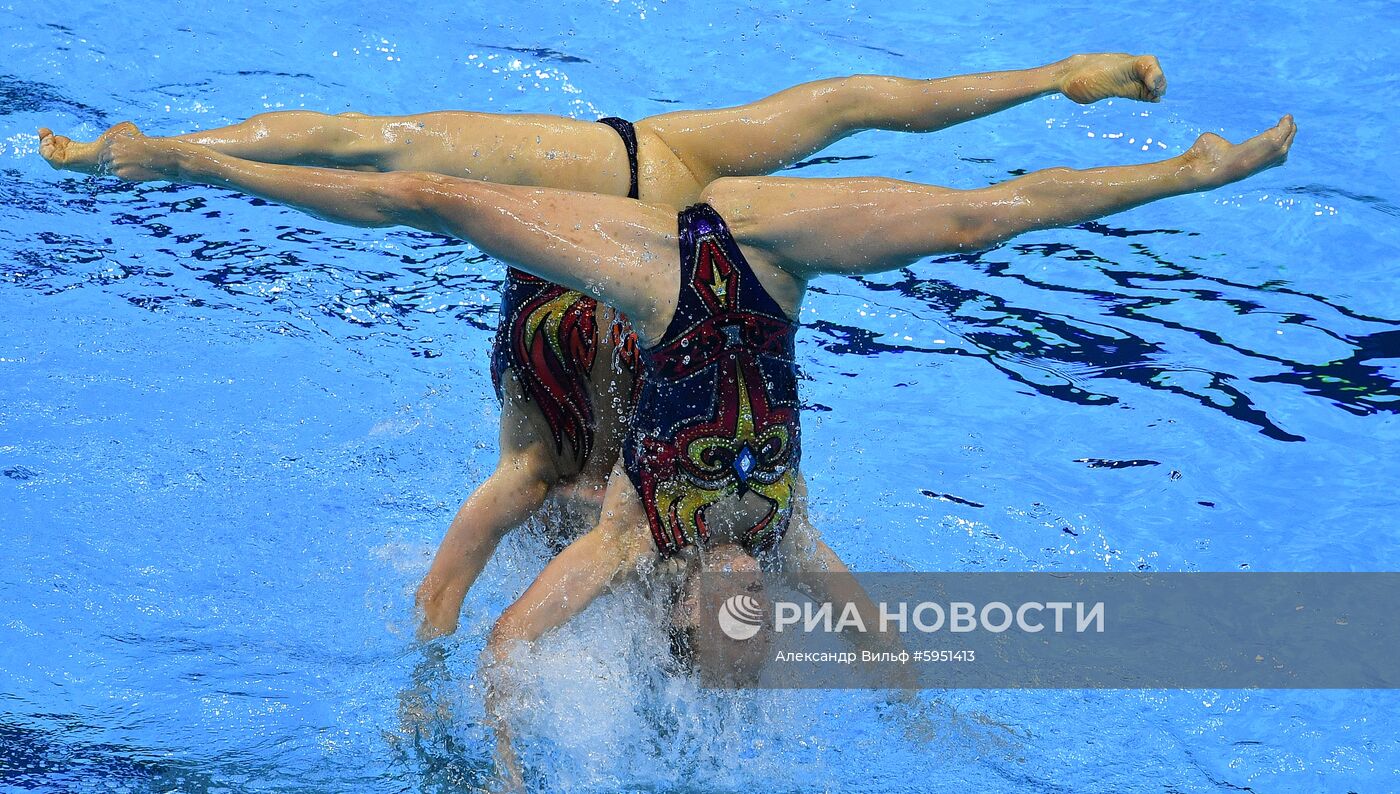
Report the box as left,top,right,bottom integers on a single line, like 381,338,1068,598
1048,55,1084,94
166,141,197,180
176,141,226,182
1171,148,1217,192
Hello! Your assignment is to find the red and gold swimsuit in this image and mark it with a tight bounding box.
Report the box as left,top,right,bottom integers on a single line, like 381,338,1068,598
487,118,642,468
489,269,640,465
622,203,801,556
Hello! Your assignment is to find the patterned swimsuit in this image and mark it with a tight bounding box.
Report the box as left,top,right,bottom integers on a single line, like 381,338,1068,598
623,203,802,556
488,118,641,467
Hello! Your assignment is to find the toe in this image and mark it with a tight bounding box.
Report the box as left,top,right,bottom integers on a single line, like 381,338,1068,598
1280,116,1298,150
38,131,65,164
1136,56,1166,101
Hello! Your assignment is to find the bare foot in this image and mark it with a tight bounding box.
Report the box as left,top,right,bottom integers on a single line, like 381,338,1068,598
1059,53,1167,104
38,122,138,174
1183,115,1297,189
94,123,194,182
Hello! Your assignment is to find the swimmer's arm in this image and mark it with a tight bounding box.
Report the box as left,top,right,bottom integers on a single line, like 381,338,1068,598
415,441,560,640
776,480,885,640
485,519,649,651
482,520,650,785
780,518,911,667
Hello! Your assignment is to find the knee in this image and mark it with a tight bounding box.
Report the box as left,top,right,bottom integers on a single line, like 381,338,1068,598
378,171,451,220
308,111,390,166
827,74,894,122
949,218,1002,253
834,73,885,96
697,176,737,206
698,177,764,228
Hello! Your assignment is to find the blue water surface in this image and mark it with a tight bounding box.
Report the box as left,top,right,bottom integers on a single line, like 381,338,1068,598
2,0,1398,791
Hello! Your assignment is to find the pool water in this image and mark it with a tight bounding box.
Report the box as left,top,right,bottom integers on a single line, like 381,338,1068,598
3,0,1398,791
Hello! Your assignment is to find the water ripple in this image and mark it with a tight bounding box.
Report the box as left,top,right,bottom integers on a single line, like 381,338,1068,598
0,74,108,123
831,225,1400,442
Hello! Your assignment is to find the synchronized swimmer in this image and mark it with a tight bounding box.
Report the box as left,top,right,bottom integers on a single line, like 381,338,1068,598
41,54,1169,640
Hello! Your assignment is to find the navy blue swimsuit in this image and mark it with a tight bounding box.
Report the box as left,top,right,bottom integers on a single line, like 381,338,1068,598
489,118,641,467
623,203,801,556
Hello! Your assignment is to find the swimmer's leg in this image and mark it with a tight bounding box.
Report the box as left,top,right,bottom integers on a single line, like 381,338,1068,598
42,111,631,193
702,116,1296,277
638,54,1166,183
96,128,678,329
169,111,457,171
42,112,414,174
415,390,563,640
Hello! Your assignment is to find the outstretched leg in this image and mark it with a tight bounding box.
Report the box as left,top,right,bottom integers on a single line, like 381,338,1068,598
703,116,1297,285
92,127,680,335
87,116,1293,335
40,111,635,197
638,54,1166,184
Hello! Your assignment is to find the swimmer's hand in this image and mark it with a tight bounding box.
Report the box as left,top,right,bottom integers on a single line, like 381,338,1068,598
392,642,454,748
492,737,527,794
1057,53,1167,104
880,690,947,745
879,693,1025,759
483,645,530,793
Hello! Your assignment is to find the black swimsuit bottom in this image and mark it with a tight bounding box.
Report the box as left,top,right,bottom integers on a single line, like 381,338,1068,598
488,117,641,466
623,203,801,557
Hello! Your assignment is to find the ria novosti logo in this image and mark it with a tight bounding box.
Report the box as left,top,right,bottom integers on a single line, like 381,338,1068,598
716,594,765,640
717,594,1107,640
